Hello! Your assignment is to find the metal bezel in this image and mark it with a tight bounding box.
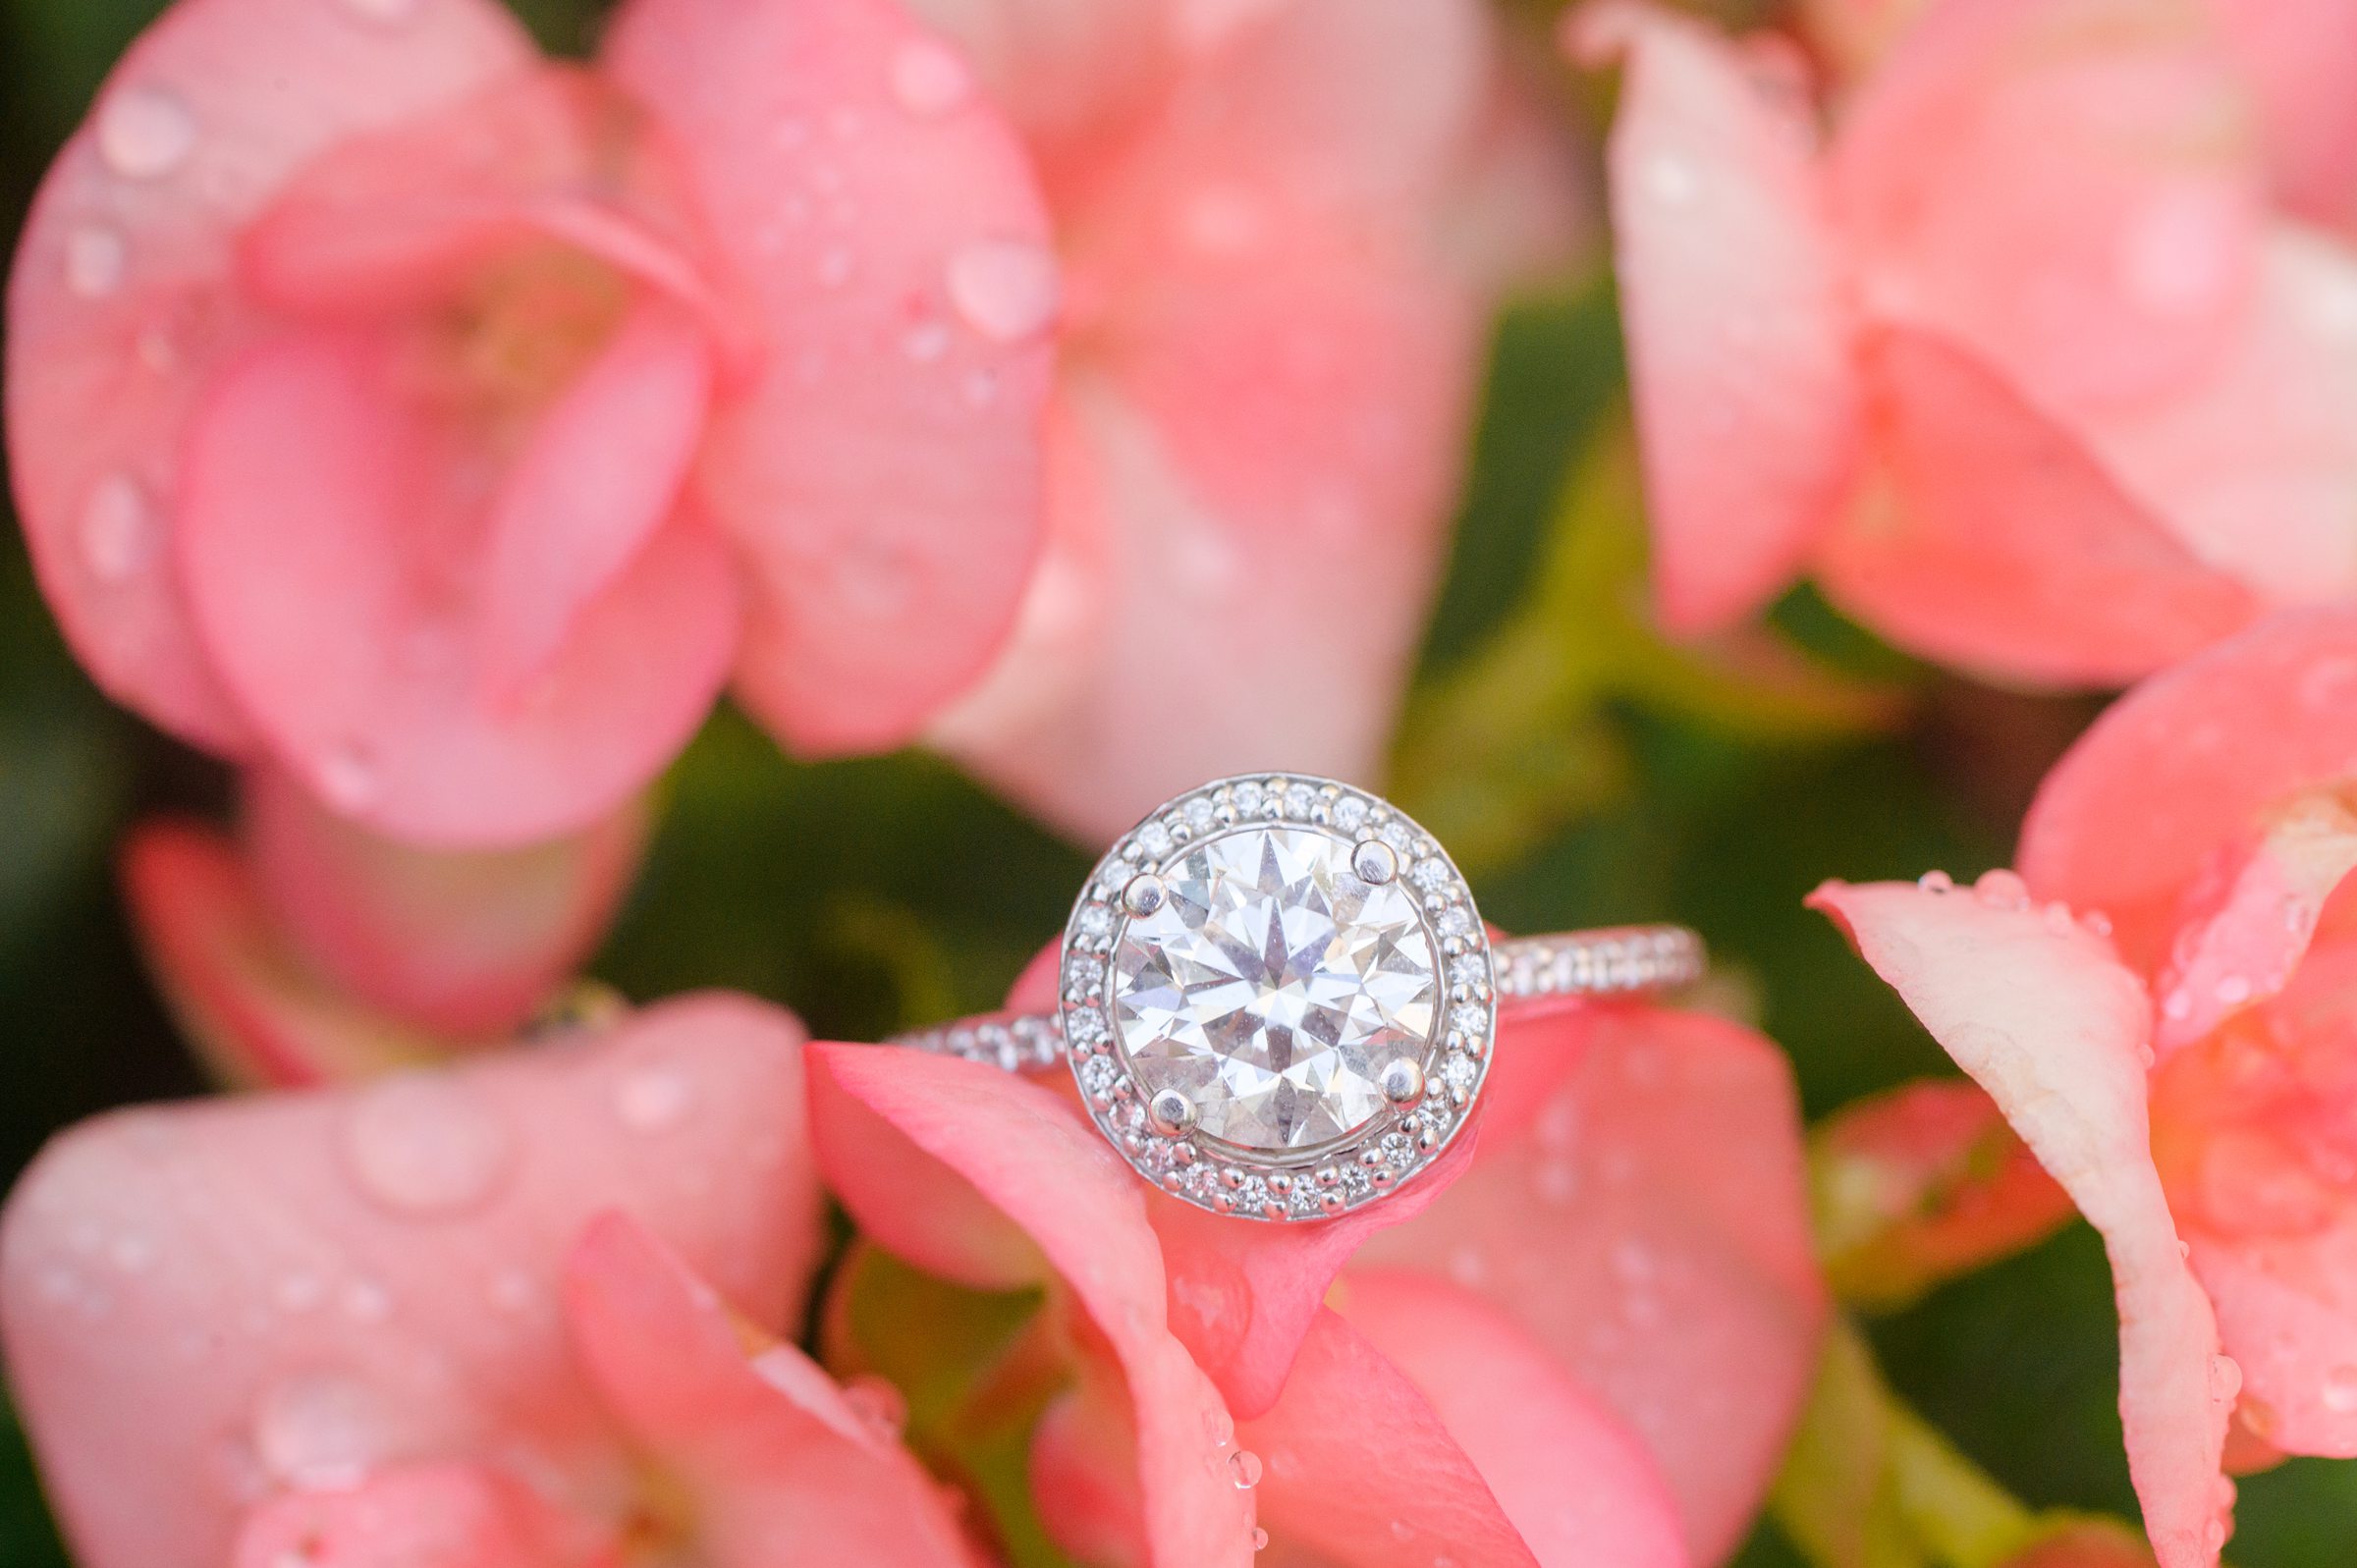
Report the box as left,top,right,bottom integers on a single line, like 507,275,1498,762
1058,773,1494,1221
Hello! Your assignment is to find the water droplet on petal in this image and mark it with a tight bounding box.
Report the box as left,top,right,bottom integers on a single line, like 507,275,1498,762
97,86,196,180
108,1232,154,1273
1202,1406,1234,1448
947,239,1061,343
337,0,422,23
1178,185,1262,254
275,1272,325,1314
341,1075,514,1217
342,1279,392,1323
842,1375,907,1443
1250,1526,1270,1551
1916,870,1953,892
891,38,972,117
318,744,380,813
487,1267,536,1315
2215,974,2253,1007
1229,1448,1262,1488
2211,1353,2243,1402
65,226,126,298
613,1066,695,1134
962,368,1000,407
1972,869,2029,910
2323,1365,2357,1413
79,473,155,583
253,1373,393,1488
816,245,855,288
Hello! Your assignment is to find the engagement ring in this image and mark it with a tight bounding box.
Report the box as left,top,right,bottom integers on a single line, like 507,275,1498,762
889,774,1704,1220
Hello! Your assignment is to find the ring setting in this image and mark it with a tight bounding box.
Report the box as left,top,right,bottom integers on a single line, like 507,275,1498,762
893,773,1704,1221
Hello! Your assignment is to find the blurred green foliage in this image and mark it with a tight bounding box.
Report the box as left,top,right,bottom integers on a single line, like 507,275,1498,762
1,0,2353,1563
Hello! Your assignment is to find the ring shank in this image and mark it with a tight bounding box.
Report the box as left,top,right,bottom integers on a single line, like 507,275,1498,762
887,923,1705,1072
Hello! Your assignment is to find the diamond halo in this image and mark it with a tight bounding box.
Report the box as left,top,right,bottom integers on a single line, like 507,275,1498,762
1058,774,1492,1221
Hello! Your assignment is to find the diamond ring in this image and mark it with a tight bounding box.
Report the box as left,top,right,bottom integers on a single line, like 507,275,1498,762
888,774,1704,1221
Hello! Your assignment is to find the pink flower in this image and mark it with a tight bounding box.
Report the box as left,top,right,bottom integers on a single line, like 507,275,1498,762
8,0,1058,846
920,0,1578,840
120,770,645,1085
1574,0,2357,686
1812,607,2357,1568
810,954,1823,1564
0,994,981,1567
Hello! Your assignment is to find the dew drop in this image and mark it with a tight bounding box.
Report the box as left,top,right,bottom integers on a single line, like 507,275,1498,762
842,1375,908,1443
253,1373,393,1488
1531,1161,1579,1206
1972,869,2029,909
2215,974,2253,1007
342,1278,392,1324
1202,1406,1234,1448
65,226,126,298
2323,1365,2357,1413
486,1267,536,1315
1391,1518,1415,1542
946,239,1061,342
275,1271,325,1314
1178,185,1262,254
1916,870,1953,892
337,0,422,22
1251,1526,1270,1552
890,38,972,117
2162,989,2195,1023
2210,1353,2243,1402
1229,1448,1262,1488
318,744,380,813
962,367,1000,407
341,1075,515,1217
97,86,196,180
816,245,855,289
108,1232,154,1273
79,472,155,583
613,1066,695,1134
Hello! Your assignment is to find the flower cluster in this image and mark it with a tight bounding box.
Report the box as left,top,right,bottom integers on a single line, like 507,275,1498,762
4,0,2357,1565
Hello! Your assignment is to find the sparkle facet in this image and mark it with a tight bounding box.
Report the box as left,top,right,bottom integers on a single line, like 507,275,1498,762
1112,826,1439,1152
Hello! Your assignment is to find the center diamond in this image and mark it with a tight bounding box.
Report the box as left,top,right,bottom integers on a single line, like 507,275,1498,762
1112,826,1440,1151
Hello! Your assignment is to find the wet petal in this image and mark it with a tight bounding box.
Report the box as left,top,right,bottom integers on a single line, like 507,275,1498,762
2019,607,2357,973
177,329,738,846
2149,792,2357,1054
1569,1,1864,634
2189,1221,2357,1459
243,769,647,1040
122,816,459,1088
565,1214,978,1565
1353,1001,1826,1563
1816,327,2261,687
603,0,1057,753
230,1461,576,1568
1811,878,2231,1568
806,1044,1256,1566
1831,0,2262,412
0,994,821,1568
4,0,533,748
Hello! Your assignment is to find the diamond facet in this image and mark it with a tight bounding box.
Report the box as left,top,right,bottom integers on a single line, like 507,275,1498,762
1112,826,1439,1152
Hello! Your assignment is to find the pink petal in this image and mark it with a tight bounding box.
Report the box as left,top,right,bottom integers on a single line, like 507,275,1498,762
1352,1001,1825,1563
2084,231,2357,609
935,0,1496,838
0,994,822,1568
2019,607,2357,973
806,1044,1256,1566
1321,1270,1691,1568
2217,0,2357,226
1810,878,2233,1568
1147,1132,1477,1420
2189,1221,2357,1459
601,0,1057,753
177,328,739,846
2148,794,2357,1054
1236,1306,1539,1568
243,769,647,1039
230,1462,577,1568
476,298,717,698
564,1214,977,1566
1829,0,2263,413
4,0,533,749
1568,1,1864,634
1815,327,2262,686
121,816,462,1088
1813,1079,2077,1308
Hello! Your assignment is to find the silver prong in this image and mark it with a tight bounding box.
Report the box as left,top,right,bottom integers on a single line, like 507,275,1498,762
1123,873,1168,917
1379,1057,1425,1107
1147,1088,1197,1137
1350,839,1398,885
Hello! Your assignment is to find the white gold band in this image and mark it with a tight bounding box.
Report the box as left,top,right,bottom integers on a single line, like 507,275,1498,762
888,923,1704,1073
